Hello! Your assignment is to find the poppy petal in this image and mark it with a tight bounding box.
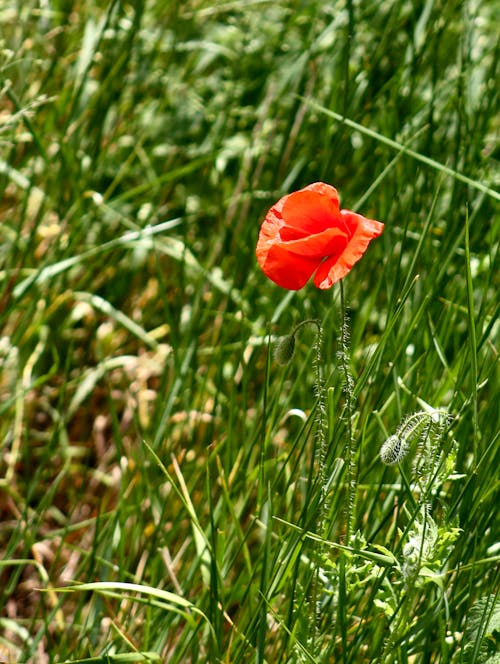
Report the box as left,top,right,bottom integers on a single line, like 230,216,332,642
313,210,384,289
260,242,321,290
280,226,349,258
281,183,341,235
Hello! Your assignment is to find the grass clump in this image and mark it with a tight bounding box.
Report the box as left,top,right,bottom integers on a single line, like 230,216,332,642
1,1,498,662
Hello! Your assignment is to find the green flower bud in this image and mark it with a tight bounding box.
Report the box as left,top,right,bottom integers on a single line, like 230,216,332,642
273,334,296,365
380,434,409,465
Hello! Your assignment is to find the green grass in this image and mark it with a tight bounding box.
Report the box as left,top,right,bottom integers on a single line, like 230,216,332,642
1,0,499,662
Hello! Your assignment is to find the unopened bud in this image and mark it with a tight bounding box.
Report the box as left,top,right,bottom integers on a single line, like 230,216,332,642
273,334,296,365
380,434,409,465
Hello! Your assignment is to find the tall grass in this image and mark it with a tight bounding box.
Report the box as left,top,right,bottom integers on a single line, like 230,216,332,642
1,1,498,662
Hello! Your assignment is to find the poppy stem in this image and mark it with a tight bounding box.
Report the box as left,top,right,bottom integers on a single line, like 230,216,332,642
338,280,357,541
337,279,357,659
286,317,328,654
290,318,322,338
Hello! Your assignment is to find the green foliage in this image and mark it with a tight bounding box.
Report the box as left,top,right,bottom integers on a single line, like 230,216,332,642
463,595,500,663
0,0,498,662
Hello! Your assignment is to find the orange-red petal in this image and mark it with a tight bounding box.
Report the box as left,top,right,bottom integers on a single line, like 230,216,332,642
280,183,341,236
280,226,348,257
313,210,384,289
258,243,321,290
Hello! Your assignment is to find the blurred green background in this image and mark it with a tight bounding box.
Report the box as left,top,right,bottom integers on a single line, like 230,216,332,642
0,1,498,662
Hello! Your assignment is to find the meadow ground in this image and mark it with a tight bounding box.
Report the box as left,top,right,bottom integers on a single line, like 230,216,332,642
0,1,499,662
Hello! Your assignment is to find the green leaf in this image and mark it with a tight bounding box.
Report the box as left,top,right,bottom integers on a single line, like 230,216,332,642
64,653,161,663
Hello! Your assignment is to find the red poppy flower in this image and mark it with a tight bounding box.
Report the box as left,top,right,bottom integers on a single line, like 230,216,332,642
256,182,384,290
